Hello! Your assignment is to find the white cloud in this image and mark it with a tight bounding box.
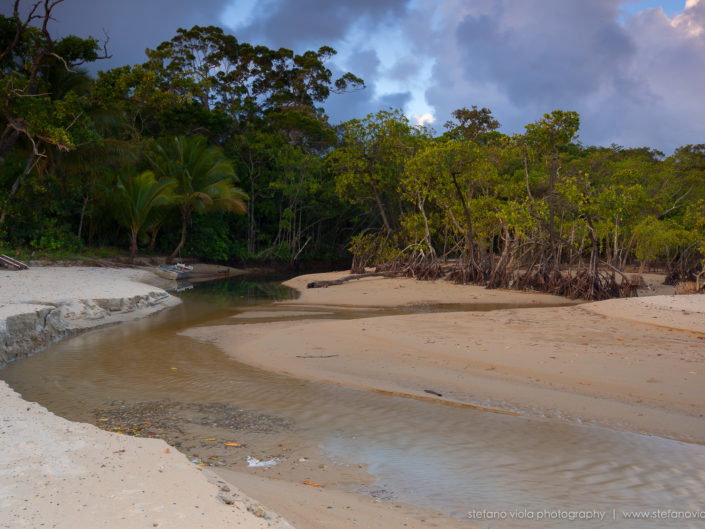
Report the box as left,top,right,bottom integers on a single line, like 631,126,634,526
413,113,436,126
671,0,705,35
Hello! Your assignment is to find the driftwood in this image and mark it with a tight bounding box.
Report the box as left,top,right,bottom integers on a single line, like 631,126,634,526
306,272,396,289
0,254,28,270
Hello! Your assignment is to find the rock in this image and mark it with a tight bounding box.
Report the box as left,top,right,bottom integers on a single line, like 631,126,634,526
248,503,269,519
0,292,176,367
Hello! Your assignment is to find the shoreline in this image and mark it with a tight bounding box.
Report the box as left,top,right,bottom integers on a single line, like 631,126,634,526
3,266,703,528
0,266,293,529
0,266,476,529
0,267,182,366
184,271,705,444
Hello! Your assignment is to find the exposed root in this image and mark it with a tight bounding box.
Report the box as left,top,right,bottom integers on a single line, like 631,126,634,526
329,255,643,300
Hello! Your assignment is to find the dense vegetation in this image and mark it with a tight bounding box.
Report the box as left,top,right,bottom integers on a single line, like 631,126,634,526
0,1,365,264
329,108,705,298
1,2,703,297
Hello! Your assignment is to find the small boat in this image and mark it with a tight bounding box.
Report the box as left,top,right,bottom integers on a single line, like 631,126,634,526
155,263,193,280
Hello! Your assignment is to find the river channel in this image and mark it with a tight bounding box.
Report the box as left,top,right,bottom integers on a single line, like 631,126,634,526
2,276,704,528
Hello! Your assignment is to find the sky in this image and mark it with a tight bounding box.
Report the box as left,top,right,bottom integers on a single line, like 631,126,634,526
6,0,705,153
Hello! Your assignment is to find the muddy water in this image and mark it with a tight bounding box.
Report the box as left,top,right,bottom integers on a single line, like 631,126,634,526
2,277,705,528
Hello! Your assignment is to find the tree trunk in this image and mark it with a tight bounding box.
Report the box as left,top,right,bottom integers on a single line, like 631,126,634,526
129,231,138,262
247,164,257,254
449,173,476,264
78,194,89,239
169,211,189,261
147,222,162,252
371,183,392,234
417,195,435,256
0,153,37,228
549,155,558,270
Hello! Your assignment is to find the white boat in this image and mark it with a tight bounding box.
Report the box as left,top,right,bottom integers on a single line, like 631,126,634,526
155,263,193,280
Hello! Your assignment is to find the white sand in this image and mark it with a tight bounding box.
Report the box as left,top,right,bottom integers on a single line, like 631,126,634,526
0,266,166,305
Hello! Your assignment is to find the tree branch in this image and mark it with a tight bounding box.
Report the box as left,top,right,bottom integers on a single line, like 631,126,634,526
0,1,41,64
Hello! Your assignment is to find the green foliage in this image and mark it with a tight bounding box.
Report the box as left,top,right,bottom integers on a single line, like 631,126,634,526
183,212,236,261
111,170,174,258
29,225,83,254
147,134,247,258
443,106,500,141
329,109,429,234
348,231,405,265
633,217,694,265
2,4,702,277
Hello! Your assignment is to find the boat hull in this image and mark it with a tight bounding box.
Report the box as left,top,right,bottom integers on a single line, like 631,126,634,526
155,265,192,280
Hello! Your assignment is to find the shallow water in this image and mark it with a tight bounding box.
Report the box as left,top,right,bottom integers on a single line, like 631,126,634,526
2,276,704,528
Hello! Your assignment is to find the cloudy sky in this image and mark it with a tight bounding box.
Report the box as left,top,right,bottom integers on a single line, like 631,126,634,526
8,0,705,152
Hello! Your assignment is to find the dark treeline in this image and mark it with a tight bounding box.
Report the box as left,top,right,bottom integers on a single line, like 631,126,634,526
1,2,704,298
0,2,366,264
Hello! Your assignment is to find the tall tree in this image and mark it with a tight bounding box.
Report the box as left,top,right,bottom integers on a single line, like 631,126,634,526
0,0,107,228
329,109,427,235
112,170,174,260
443,106,500,141
146,135,247,259
523,110,580,269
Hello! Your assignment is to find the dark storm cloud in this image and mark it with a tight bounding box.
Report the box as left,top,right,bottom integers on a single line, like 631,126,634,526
228,0,409,49
5,0,231,71
323,49,411,123
6,0,703,149
453,0,637,108
423,0,705,151
221,0,414,125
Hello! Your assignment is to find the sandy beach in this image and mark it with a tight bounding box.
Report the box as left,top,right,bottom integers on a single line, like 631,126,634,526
3,267,704,529
185,271,705,444
0,266,479,529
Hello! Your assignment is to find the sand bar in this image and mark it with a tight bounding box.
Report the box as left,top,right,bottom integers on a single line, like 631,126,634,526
282,270,579,307
185,271,705,444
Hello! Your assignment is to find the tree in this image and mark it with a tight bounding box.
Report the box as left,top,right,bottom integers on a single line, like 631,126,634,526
146,135,247,259
523,110,580,269
443,106,500,141
112,170,174,260
329,109,427,234
140,25,363,130
0,0,107,229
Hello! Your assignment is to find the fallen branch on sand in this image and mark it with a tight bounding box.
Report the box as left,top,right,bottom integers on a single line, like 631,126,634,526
307,272,395,289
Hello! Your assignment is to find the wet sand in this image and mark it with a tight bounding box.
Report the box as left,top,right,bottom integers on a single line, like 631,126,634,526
185,271,705,444
219,468,474,529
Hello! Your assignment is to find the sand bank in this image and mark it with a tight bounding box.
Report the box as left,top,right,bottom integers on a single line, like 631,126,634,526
0,267,182,365
283,270,579,307
185,271,705,444
0,266,291,529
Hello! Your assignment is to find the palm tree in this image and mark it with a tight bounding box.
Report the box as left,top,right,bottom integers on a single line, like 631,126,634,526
113,170,174,261
147,135,247,260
